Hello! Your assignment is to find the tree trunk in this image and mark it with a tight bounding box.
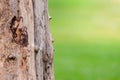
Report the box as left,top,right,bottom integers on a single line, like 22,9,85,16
0,0,54,80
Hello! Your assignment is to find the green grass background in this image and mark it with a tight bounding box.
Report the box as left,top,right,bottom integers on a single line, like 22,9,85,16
48,0,120,80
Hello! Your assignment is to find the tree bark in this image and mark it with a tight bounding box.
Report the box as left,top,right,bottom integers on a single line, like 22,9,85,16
0,0,54,80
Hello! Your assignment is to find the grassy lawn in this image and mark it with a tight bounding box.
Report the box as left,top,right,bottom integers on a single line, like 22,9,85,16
48,0,120,80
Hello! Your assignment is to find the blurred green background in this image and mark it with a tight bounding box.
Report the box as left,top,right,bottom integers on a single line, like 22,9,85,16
48,0,120,80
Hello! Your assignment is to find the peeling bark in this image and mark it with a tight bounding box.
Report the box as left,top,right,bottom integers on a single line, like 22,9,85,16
0,0,54,80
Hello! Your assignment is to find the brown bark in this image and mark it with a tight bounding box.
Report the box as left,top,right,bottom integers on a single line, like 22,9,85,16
0,0,54,80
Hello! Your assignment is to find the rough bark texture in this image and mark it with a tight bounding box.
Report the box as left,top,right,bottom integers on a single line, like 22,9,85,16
33,0,54,80
0,0,54,80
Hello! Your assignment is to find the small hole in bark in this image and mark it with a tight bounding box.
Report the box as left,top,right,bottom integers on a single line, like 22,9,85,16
8,57,16,61
7,55,16,62
10,16,16,28
21,61,23,66
47,65,50,69
23,56,27,61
